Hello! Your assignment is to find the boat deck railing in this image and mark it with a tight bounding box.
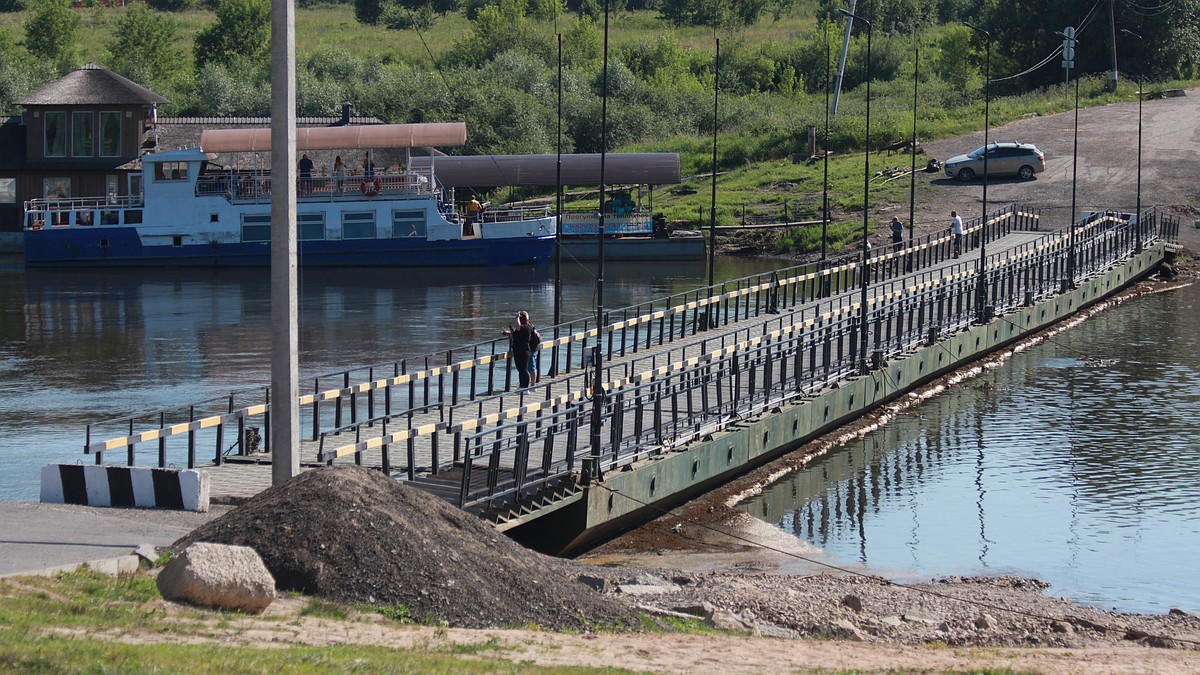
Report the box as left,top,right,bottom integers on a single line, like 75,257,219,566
23,195,146,229
194,170,441,205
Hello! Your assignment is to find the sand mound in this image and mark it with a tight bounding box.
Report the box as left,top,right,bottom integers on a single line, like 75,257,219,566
171,466,632,630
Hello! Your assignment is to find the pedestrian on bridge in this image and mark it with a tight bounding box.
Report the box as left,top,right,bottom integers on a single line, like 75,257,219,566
502,311,537,388
951,210,964,257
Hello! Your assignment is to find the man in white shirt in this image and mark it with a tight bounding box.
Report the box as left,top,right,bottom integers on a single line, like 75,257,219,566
951,210,964,257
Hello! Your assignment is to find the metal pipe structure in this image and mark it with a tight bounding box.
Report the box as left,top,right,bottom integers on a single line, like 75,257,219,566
838,7,871,374
1121,28,1144,253
269,0,299,483
962,21,990,322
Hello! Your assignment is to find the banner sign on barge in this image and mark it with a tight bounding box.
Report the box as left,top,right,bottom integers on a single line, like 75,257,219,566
559,212,653,236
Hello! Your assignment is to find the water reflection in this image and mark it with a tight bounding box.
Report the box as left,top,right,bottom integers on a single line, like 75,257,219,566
740,283,1200,613
0,256,788,501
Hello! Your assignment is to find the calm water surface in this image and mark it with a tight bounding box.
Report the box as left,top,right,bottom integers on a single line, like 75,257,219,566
0,255,790,502
739,282,1200,614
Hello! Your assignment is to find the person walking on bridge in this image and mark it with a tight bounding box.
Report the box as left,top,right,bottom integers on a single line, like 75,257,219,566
502,311,537,388
951,210,964,258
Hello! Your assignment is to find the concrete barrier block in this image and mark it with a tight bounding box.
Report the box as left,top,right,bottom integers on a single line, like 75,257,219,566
40,464,210,512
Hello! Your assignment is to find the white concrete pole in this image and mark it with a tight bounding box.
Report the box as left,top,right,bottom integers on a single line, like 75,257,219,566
270,0,300,484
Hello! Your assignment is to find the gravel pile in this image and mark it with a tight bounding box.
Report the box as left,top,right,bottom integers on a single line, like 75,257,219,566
171,466,633,630
574,566,1200,649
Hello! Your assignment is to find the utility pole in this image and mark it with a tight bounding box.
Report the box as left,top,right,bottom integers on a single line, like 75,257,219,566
830,0,858,116
1108,0,1119,91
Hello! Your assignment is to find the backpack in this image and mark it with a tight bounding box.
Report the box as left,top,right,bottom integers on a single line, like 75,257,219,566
530,327,542,352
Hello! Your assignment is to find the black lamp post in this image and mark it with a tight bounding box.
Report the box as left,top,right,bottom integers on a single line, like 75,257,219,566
962,20,990,323
588,0,611,468
908,28,919,262
838,7,871,374
1121,28,1144,253
822,30,830,264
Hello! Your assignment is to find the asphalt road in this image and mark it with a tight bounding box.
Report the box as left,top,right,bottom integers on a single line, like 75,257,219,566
0,502,229,577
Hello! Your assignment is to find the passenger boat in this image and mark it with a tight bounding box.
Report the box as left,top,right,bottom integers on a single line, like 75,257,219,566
21,123,557,268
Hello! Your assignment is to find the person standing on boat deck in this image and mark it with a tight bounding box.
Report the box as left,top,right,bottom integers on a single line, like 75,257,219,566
502,311,536,388
362,153,375,178
465,196,482,236
951,210,964,257
333,156,346,194
298,154,313,195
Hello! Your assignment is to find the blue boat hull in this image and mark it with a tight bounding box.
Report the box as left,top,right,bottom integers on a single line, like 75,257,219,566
23,228,556,268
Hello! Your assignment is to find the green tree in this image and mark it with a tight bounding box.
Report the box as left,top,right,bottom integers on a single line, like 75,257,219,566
24,0,79,66
106,4,182,88
193,0,269,69
354,0,385,24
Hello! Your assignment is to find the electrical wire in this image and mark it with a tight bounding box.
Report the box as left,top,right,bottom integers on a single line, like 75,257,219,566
589,481,1200,646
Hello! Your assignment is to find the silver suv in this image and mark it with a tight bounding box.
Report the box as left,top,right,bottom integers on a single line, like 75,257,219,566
944,142,1045,181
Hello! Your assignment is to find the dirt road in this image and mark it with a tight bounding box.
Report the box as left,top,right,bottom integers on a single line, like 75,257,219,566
915,88,1199,249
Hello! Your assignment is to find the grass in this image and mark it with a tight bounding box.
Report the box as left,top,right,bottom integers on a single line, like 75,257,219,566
0,570,631,673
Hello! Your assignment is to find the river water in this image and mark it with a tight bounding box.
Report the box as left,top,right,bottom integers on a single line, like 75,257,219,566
738,281,1200,615
0,255,789,502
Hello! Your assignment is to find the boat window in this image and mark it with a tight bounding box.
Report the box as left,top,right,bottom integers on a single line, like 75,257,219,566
299,213,325,241
155,162,189,182
99,112,122,157
77,211,93,226
72,112,94,157
100,210,119,225
44,112,66,158
391,209,425,238
241,213,271,242
342,211,376,240
125,210,142,225
0,178,14,204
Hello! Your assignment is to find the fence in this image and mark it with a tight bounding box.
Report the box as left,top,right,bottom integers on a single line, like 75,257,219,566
79,206,1170,497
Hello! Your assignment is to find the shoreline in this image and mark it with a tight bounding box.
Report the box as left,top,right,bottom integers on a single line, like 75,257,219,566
572,275,1200,647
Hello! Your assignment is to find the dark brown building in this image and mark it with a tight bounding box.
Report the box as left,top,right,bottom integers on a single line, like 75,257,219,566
0,63,167,238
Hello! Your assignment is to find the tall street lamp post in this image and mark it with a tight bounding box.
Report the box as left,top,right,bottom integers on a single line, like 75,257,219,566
962,20,990,323
838,7,871,374
1121,28,1144,253
1056,29,1080,289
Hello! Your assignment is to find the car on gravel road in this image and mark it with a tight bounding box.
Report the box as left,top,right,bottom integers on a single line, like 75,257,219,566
944,141,1046,181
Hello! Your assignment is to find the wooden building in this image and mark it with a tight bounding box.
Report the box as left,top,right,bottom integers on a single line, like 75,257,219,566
0,63,167,235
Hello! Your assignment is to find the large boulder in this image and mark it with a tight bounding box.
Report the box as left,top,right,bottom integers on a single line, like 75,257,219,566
157,542,275,613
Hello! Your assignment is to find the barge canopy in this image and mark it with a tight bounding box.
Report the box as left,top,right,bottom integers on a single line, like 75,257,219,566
409,153,681,188
199,123,468,153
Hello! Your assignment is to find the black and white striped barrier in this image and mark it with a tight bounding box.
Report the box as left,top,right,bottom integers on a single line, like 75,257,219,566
40,465,209,512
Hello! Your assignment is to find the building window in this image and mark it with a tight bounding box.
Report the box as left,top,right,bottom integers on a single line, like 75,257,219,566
44,111,66,157
99,111,121,157
0,178,14,204
72,112,94,157
43,177,70,199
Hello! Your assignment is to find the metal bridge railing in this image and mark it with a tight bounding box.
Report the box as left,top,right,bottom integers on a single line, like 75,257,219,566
82,204,1149,476
447,209,1165,513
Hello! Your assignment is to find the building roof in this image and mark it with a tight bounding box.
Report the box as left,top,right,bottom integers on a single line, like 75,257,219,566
17,63,168,107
